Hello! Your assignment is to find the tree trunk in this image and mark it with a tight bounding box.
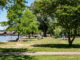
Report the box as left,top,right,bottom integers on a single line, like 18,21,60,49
16,33,20,41
69,40,73,46
43,25,48,37
42,18,48,37
68,31,76,47
43,29,47,37
68,31,73,46
28,33,31,39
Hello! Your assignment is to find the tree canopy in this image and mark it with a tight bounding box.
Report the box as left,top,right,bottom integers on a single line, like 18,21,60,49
56,0,80,46
20,9,39,34
30,0,56,37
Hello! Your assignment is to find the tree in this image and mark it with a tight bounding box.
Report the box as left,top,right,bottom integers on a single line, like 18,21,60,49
30,0,56,37
1,0,27,41
55,0,80,46
35,14,49,37
1,8,39,40
20,9,39,38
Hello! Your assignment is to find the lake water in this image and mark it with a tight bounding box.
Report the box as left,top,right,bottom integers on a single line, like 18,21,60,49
0,35,18,42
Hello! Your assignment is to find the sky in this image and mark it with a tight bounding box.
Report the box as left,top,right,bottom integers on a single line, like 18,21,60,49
0,0,34,30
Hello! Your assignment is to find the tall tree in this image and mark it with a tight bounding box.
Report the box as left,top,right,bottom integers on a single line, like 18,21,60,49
56,0,80,46
30,0,56,37
1,8,39,41
20,9,39,38
4,0,27,41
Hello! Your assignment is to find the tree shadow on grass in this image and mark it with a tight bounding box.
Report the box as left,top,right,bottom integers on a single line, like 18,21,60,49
0,48,28,52
32,44,80,48
0,55,34,60
23,37,36,39
23,40,34,42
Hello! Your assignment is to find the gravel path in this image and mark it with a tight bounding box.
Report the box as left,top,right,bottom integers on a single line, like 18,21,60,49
1,52,80,55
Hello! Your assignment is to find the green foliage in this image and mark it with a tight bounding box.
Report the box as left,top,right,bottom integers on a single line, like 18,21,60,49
1,0,38,35
20,9,39,34
56,5,78,29
31,0,57,36
34,0,56,15
5,0,27,33
0,21,8,26
0,0,7,9
55,0,80,46
54,26,62,37
55,0,80,31
55,0,80,37
47,20,56,34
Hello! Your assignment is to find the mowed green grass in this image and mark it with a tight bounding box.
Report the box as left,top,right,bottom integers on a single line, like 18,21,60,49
0,37,80,52
0,55,80,60
28,37,80,52
33,55,80,60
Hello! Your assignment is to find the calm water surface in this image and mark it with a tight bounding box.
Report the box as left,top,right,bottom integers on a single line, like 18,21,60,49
0,35,18,42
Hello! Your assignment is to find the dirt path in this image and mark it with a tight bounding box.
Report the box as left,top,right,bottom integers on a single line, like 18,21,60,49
1,52,80,55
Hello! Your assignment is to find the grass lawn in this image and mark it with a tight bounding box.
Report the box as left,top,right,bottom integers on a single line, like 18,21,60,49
0,55,80,60
0,37,80,52
33,55,80,60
